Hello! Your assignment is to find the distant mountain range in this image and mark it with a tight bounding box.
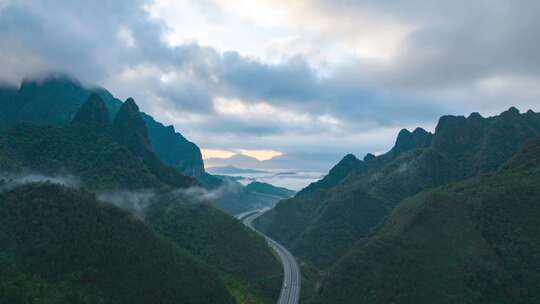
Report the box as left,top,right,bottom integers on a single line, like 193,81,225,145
255,107,540,303
207,165,269,175
205,151,343,172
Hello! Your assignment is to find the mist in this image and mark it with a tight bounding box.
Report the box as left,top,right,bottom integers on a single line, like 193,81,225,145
97,190,156,219
173,179,243,203
0,172,81,191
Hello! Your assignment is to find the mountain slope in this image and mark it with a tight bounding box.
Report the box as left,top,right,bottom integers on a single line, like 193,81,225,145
0,93,283,303
315,137,540,304
0,75,204,177
245,181,296,198
256,108,540,269
0,95,195,190
112,97,196,188
0,183,234,304
146,193,282,304
209,176,295,215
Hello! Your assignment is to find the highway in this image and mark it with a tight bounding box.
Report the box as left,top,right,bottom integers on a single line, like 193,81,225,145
238,210,301,304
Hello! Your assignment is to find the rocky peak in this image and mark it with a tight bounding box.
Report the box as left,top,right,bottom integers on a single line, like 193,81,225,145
434,115,467,135
364,153,376,162
113,98,152,157
507,106,520,115
391,127,432,155
340,153,359,164
296,153,363,198
327,154,364,180
498,106,522,122
468,112,483,120
71,94,110,131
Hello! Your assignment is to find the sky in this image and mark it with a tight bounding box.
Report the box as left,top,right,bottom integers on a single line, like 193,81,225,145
1,0,540,170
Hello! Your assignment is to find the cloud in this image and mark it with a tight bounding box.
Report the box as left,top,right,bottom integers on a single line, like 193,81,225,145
0,172,81,191
1,0,539,171
201,149,237,160
98,190,155,219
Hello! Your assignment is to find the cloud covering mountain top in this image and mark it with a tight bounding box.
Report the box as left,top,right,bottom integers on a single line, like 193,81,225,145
1,0,539,170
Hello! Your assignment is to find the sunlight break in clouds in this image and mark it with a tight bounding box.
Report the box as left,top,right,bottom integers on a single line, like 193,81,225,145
238,149,283,161
201,149,237,160
144,0,413,64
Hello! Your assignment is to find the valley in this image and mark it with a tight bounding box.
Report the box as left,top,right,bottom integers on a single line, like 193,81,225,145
239,210,301,304
2,76,540,303
3,2,540,303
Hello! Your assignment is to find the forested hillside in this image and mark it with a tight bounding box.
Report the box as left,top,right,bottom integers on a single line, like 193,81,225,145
256,108,540,269
146,193,282,303
315,137,540,303
0,75,204,177
0,90,282,304
0,183,234,304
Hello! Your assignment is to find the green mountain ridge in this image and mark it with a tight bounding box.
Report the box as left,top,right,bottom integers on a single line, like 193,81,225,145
0,75,204,177
315,137,540,303
0,95,195,190
0,92,282,303
245,181,296,199
0,183,234,304
146,192,282,303
256,107,540,270
0,75,285,215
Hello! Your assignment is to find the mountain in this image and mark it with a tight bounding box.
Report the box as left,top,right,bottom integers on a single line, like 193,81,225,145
0,183,233,304
255,108,540,269
145,192,282,303
0,95,196,190
142,115,204,177
112,97,153,157
295,153,366,198
314,137,540,304
206,152,342,172
0,75,204,177
208,165,269,175
0,90,283,303
208,176,293,215
71,93,110,133
245,181,296,198
0,88,281,303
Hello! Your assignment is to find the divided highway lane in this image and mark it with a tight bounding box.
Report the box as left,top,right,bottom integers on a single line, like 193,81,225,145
238,210,301,304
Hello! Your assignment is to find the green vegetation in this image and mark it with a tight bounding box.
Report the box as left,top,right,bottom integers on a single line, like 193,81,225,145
146,193,282,304
0,123,165,190
0,183,234,304
0,93,195,190
245,181,296,198
299,261,323,304
315,138,540,303
209,176,293,215
256,108,540,270
0,88,284,303
0,75,205,177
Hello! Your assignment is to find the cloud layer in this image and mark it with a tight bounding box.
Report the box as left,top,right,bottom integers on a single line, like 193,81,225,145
1,0,539,171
